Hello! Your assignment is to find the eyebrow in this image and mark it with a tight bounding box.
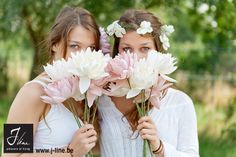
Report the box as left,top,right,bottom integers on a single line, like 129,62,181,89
68,40,96,46
68,40,81,44
120,43,131,46
120,42,152,46
141,42,152,46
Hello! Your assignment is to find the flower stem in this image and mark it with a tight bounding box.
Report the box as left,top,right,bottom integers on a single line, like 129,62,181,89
141,90,146,115
68,102,82,128
134,101,143,117
87,106,90,124
148,141,154,156
84,101,87,123
83,92,98,157
91,98,98,124
143,139,148,157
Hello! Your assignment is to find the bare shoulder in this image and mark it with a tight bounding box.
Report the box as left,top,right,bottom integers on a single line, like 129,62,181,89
7,80,47,123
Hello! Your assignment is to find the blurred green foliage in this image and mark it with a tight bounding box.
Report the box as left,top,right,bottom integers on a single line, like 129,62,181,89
0,0,236,78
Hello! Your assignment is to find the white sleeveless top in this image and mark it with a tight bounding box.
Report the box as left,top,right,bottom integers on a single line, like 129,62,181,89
98,88,199,157
25,79,81,150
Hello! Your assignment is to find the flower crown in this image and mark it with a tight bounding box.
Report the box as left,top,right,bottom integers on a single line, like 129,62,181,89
106,20,174,50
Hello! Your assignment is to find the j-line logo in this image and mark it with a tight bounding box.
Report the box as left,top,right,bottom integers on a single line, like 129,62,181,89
4,124,33,153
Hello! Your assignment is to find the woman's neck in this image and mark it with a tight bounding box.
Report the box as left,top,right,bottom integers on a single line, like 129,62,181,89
111,96,135,115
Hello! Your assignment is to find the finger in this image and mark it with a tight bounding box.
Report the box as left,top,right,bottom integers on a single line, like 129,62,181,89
137,121,155,130
84,129,97,137
139,128,156,136
78,124,94,133
84,124,94,130
138,116,153,124
85,142,96,150
141,134,157,141
86,135,98,144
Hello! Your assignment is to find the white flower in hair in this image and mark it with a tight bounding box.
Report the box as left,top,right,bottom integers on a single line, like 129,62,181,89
136,21,153,35
159,25,174,50
107,20,126,38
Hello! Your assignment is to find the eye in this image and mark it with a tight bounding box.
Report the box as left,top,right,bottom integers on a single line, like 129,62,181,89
69,44,80,50
140,47,150,53
123,47,132,52
89,45,96,51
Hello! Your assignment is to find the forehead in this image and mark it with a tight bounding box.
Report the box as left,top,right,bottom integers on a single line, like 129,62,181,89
68,26,96,44
119,31,154,46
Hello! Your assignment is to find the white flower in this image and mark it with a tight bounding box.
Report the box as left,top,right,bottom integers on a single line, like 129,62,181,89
159,34,170,50
106,20,126,38
69,48,111,94
149,50,177,82
126,53,157,99
159,25,174,50
197,3,209,14
136,21,153,35
108,80,130,97
161,25,175,36
43,58,74,81
126,50,177,99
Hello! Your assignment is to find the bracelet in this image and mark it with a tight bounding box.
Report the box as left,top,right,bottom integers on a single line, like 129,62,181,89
67,144,73,157
152,140,163,154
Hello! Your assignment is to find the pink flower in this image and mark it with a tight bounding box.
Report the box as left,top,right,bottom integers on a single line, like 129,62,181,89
102,51,138,97
133,76,172,109
86,78,107,108
106,51,138,82
147,76,172,108
41,77,84,104
99,27,110,55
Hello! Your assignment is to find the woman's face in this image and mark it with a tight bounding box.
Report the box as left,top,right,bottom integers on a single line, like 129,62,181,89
54,26,96,59
118,31,156,58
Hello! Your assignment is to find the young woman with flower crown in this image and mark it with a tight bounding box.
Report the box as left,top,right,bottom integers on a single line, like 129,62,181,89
2,7,104,157
98,9,199,157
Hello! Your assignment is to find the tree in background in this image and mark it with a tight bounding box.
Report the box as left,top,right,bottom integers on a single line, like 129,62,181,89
0,0,235,90
0,0,136,79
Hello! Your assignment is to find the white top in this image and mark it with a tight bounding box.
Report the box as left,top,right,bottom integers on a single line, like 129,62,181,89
25,80,80,150
98,88,199,157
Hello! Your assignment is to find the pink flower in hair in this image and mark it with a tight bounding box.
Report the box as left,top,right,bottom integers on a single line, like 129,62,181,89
99,27,110,55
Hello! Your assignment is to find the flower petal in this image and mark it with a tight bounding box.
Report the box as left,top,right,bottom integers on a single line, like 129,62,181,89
160,74,177,83
79,77,91,94
72,92,85,101
126,89,141,99
87,91,97,108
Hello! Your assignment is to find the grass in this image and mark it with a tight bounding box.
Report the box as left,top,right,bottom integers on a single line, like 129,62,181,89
199,133,236,157
195,102,236,157
0,98,236,157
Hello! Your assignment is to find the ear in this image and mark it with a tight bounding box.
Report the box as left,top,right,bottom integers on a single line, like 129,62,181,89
52,43,64,59
52,44,59,53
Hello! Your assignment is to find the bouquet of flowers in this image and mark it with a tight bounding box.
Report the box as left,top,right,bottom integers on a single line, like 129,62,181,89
40,46,177,157
104,50,177,157
41,48,111,157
